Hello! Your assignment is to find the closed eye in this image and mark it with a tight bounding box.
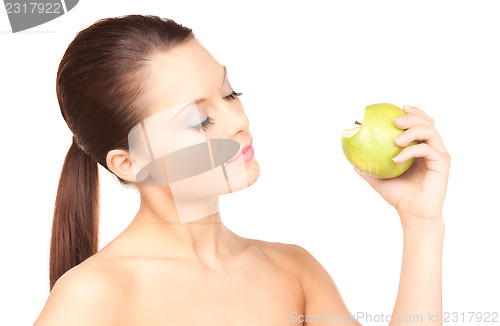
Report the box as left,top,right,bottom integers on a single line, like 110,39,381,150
190,115,214,132
190,91,243,132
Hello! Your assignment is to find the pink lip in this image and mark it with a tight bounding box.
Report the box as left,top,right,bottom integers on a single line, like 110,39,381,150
227,139,254,165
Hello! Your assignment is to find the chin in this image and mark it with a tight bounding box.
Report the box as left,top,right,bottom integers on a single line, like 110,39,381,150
246,157,261,187
218,155,260,195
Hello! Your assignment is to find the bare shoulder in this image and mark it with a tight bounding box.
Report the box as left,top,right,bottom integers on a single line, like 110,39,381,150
254,240,341,290
247,238,351,313
244,238,321,276
34,255,124,326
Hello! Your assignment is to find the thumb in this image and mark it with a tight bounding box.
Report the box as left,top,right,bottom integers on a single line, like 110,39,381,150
354,167,382,189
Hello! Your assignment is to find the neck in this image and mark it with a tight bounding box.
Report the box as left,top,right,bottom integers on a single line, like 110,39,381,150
113,187,247,270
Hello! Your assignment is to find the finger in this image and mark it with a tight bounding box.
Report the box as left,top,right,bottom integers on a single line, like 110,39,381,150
394,113,433,130
394,125,446,151
396,109,450,156
392,143,451,171
402,105,434,123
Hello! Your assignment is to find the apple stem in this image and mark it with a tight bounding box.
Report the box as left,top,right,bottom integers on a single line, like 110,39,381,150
355,121,362,125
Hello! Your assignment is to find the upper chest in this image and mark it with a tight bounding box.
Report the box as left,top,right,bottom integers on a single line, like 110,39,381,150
112,252,304,325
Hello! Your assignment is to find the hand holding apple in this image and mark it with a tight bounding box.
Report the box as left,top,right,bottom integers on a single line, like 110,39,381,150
342,103,418,178
349,105,451,225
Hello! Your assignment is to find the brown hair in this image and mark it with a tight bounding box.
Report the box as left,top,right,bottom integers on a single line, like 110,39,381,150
50,14,195,290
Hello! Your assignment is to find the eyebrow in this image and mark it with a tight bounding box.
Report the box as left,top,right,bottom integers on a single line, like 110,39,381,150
172,65,227,120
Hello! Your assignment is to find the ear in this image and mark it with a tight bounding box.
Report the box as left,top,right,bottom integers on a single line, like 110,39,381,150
106,149,137,183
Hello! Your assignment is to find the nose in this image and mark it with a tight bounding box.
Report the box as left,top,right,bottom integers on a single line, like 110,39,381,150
219,102,250,139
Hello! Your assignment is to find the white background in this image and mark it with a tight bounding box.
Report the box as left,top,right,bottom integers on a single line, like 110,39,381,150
1,0,499,325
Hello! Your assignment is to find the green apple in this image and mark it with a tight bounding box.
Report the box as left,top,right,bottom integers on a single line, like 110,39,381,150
341,103,418,178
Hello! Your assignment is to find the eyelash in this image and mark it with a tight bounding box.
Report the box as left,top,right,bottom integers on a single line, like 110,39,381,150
224,90,243,100
190,91,243,132
192,115,215,132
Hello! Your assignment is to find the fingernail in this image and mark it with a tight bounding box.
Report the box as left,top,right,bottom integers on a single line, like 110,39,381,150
394,137,402,144
392,154,400,162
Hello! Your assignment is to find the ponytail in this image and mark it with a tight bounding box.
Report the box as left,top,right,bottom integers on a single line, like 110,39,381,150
49,137,100,290
51,14,196,290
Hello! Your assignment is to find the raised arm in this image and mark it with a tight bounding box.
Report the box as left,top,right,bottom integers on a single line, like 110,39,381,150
389,216,444,325
355,105,450,325
297,105,450,326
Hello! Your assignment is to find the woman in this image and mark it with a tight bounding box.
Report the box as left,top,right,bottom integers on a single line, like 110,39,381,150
34,15,450,325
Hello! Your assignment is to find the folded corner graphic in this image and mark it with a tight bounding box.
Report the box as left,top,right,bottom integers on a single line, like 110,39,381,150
5,0,79,33
128,100,257,224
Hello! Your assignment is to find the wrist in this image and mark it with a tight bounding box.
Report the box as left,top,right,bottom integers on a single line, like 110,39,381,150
400,213,445,236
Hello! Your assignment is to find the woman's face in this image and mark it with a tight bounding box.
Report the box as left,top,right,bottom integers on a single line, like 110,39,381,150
129,38,260,211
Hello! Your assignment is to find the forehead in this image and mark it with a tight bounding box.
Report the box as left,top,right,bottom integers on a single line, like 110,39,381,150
144,39,224,115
